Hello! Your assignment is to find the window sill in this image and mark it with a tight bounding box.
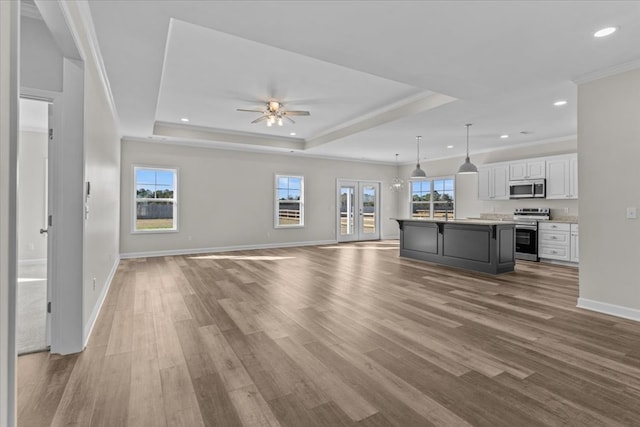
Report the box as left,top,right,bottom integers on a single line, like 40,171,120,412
131,228,179,235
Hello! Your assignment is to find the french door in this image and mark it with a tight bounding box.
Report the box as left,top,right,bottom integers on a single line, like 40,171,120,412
337,180,380,242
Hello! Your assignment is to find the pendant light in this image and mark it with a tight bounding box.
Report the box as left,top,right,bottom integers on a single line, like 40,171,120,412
458,123,478,174
410,136,427,178
390,154,405,192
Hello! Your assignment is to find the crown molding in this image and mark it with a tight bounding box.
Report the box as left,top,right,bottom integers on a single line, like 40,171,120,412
59,0,122,137
20,1,42,21
573,59,640,85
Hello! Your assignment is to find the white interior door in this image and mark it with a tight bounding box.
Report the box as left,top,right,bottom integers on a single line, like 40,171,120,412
16,97,51,354
337,180,380,242
45,102,53,348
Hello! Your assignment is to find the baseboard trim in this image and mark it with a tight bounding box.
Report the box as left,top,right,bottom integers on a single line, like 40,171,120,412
120,240,338,259
83,255,120,347
577,297,640,323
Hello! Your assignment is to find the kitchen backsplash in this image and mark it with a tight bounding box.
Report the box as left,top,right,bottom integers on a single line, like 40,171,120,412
478,213,513,220
478,212,578,222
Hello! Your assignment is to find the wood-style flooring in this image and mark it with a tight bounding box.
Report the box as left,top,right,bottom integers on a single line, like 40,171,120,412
17,241,640,426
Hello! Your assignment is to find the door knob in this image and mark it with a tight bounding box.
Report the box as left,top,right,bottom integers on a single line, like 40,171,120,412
40,228,48,234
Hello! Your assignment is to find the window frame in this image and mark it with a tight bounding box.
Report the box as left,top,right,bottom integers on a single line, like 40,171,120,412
132,165,179,234
274,174,305,228
409,176,456,220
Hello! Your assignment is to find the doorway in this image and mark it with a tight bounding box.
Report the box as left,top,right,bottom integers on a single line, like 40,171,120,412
16,98,51,354
337,180,381,242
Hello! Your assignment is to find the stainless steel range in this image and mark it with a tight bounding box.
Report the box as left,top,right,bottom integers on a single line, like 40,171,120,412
513,207,550,261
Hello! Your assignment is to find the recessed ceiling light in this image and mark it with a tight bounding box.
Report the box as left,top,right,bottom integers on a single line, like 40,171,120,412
500,134,509,139
447,145,454,149
289,132,296,136
594,27,617,38
180,117,190,122
553,100,568,107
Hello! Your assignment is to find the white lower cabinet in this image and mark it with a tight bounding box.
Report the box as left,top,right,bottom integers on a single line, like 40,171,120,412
538,222,576,263
570,224,579,263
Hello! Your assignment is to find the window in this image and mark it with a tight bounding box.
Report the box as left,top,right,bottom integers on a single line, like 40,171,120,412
134,167,178,232
410,177,455,219
275,175,304,227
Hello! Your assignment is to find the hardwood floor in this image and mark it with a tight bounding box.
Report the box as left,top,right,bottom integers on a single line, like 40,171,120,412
17,241,640,426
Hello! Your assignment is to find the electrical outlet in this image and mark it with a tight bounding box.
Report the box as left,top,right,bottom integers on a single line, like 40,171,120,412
626,207,637,219
564,207,569,214
92,277,96,290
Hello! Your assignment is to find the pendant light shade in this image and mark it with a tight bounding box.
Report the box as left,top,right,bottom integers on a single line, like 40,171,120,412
411,136,427,178
390,154,405,192
458,123,478,174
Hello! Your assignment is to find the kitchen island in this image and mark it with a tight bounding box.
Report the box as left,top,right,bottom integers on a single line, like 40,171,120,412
394,218,516,274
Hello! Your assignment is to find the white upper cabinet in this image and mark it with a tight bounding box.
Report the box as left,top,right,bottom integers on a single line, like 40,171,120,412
570,154,578,199
477,153,576,201
509,160,546,180
478,164,509,200
546,154,578,199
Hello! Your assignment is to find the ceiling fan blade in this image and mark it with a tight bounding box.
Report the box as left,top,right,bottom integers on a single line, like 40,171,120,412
251,115,269,124
283,111,310,116
285,116,296,124
237,108,265,113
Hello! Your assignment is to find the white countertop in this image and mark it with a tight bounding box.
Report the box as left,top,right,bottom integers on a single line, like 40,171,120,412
393,218,515,225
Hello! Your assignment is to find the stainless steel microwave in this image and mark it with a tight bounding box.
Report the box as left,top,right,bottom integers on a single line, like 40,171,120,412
509,179,545,199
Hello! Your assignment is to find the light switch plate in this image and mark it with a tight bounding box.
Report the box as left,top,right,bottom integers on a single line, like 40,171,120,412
626,207,637,219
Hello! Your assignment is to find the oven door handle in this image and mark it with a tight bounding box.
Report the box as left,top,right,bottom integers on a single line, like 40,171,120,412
515,225,538,230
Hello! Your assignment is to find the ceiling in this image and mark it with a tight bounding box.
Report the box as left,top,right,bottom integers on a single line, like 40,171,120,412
86,0,640,164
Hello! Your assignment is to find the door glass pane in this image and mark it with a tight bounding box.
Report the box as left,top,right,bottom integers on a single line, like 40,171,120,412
362,185,376,234
340,186,355,236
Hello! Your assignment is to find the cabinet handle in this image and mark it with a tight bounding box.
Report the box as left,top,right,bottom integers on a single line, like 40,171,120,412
552,250,557,254
551,236,557,239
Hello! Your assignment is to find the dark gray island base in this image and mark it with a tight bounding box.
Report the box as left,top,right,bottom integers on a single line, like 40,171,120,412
394,219,516,274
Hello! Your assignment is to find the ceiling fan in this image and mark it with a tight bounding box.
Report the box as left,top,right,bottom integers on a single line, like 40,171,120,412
237,100,310,127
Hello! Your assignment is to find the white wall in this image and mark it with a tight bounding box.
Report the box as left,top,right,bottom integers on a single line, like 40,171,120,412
121,137,580,258
20,15,63,92
120,140,400,256
15,0,121,354
59,1,121,345
577,68,640,320
17,130,48,263
397,138,579,219
0,1,19,425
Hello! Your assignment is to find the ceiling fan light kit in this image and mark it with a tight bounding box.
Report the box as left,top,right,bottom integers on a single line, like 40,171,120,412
458,123,478,174
237,100,310,127
411,136,427,179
